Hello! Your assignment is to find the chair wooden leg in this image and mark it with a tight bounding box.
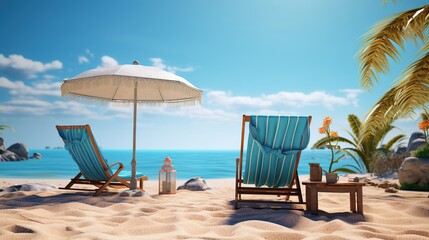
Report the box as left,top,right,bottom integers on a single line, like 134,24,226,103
295,171,303,203
94,165,124,196
64,173,83,189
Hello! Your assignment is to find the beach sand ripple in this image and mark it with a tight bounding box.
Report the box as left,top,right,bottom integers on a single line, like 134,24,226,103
0,178,428,240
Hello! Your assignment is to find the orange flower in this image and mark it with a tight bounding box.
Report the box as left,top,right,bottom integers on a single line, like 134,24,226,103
318,126,327,134
330,131,338,138
418,120,429,131
323,116,332,126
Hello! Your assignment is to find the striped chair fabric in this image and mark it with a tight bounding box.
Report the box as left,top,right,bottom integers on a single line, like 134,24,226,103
57,126,113,181
57,125,145,182
243,115,311,188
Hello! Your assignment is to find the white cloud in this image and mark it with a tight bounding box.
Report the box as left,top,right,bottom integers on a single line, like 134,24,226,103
207,91,271,108
7,98,51,107
100,55,118,67
86,49,94,58
0,77,61,96
0,97,57,116
0,96,109,119
207,90,362,110
150,58,193,74
78,56,89,64
339,89,362,107
150,58,166,69
42,74,56,81
0,54,62,78
139,105,237,122
0,77,19,89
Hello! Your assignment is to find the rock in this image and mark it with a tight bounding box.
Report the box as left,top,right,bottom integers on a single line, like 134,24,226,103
31,152,42,159
177,177,212,191
396,146,407,155
398,157,429,186
364,179,378,186
7,143,29,159
408,139,426,153
385,187,398,193
378,181,390,189
0,137,5,152
378,181,399,189
0,140,29,161
407,132,426,152
1,183,57,192
0,150,25,162
119,190,151,198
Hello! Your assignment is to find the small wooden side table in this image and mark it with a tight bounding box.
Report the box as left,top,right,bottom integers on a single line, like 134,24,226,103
302,181,365,215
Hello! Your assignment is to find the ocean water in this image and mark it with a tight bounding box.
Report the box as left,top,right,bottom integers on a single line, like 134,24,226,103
0,149,359,180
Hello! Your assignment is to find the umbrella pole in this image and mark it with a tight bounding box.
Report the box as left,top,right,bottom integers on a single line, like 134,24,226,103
130,81,138,190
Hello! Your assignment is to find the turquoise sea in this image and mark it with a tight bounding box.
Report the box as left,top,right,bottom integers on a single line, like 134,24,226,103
0,149,359,180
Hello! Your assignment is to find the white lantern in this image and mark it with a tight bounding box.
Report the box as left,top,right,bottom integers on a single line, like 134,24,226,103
159,157,176,194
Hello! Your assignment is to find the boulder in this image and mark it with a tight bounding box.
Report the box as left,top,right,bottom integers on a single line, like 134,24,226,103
407,132,426,152
7,143,28,159
377,181,399,189
0,137,5,152
177,177,212,191
0,183,57,192
385,187,398,193
0,150,25,161
31,152,42,159
398,157,429,186
119,190,151,198
396,146,407,155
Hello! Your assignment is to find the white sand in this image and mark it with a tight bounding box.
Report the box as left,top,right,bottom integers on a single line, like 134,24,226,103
0,177,428,240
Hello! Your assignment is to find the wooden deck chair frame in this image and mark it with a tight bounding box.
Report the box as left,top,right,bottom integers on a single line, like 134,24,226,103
56,125,148,196
235,115,312,209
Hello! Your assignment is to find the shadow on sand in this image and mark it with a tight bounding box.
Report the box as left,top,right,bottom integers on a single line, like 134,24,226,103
226,200,366,228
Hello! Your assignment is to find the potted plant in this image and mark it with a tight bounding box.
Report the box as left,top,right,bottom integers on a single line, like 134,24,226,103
318,117,345,183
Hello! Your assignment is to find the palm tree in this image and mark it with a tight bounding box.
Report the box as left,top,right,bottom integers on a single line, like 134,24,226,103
313,114,406,173
356,3,429,140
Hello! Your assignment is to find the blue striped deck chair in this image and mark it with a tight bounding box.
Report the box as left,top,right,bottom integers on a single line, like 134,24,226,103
235,115,312,208
56,125,148,196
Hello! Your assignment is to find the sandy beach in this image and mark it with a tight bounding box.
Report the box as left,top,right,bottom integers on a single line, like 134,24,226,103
0,177,428,240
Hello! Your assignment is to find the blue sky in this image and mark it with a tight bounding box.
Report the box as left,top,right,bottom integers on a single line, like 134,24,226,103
0,0,427,150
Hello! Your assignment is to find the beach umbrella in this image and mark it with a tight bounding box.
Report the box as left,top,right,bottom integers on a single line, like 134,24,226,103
61,61,202,190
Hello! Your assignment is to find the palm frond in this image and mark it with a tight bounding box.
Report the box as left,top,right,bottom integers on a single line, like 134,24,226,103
361,51,429,138
383,134,406,150
347,114,361,139
332,166,359,174
340,148,367,172
0,125,14,134
335,136,357,147
346,131,358,145
395,51,429,109
312,136,331,149
340,148,366,172
359,85,411,140
357,5,429,90
421,111,429,120
372,124,396,149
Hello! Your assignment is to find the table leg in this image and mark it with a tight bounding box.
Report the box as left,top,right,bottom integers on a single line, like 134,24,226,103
310,186,318,215
350,191,356,213
357,186,363,214
305,185,311,210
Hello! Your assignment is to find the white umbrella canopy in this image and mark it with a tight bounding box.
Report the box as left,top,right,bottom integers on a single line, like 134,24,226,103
62,63,202,104
61,61,202,191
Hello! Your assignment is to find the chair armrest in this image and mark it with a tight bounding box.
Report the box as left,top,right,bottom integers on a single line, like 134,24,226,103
107,162,124,172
